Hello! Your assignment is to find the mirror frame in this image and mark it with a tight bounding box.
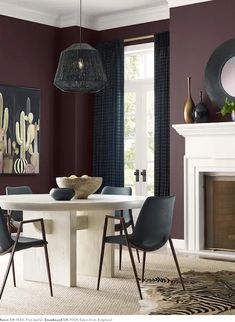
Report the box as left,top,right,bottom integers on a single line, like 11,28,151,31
205,38,235,108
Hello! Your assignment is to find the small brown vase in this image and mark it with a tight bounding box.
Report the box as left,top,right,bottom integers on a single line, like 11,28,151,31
183,77,195,124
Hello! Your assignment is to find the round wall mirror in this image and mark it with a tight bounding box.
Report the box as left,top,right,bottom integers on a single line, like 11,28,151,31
205,38,235,108
221,56,235,96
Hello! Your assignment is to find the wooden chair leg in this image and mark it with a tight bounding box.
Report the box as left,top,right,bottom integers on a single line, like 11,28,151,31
97,216,109,290
119,226,123,270
142,251,146,282
40,219,53,296
43,244,53,296
119,244,122,270
136,249,140,263
127,243,142,300
12,258,16,287
121,216,142,299
97,238,106,290
169,238,185,291
0,250,16,299
129,210,140,263
118,210,125,270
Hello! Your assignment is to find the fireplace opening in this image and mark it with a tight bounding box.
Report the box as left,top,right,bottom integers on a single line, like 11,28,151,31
205,176,235,251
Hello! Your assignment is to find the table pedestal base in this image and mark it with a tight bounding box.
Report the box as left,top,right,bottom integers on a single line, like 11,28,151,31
23,209,114,287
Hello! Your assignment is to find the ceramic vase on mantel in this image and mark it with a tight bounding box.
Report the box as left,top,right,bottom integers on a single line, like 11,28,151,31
183,76,195,124
194,91,208,123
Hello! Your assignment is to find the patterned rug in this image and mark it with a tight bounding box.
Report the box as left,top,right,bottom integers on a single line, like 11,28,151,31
139,270,235,315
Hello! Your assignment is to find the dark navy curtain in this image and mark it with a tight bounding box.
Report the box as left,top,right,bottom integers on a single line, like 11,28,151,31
93,40,124,189
154,32,170,196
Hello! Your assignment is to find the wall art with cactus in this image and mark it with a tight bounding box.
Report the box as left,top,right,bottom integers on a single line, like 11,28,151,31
0,85,40,174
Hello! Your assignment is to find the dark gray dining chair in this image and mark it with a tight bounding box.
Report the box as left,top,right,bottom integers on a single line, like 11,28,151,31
0,208,53,299
97,196,185,299
6,186,32,232
101,186,140,270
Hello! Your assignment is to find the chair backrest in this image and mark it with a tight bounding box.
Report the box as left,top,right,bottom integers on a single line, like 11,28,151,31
130,196,175,252
6,186,32,222
0,209,14,253
6,186,32,195
101,186,132,222
101,186,131,196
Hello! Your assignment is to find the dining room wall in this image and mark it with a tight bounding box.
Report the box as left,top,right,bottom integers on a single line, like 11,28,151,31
0,14,59,194
0,17,100,193
170,0,235,238
54,26,99,178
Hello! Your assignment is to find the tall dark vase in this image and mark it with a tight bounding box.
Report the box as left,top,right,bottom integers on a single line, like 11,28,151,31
194,91,208,123
183,77,195,124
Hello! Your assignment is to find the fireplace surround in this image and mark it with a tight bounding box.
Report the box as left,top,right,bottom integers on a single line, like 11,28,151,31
173,122,235,260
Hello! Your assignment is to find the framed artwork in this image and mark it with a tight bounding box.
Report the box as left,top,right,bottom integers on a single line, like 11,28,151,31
0,85,40,174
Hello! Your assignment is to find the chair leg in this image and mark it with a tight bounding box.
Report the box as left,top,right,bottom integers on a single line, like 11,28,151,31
126,244,143,300
39,219,53,296
136,249,140,263
119,210,125,271
141,251,146,282
119,244,122,270
43,244,53,297
169,238,185,291
119,226,123,270
0,250,16,299
12,258,16,287
97,216,110,291
97,238,106,290
120,215,142,299
129,210,140,263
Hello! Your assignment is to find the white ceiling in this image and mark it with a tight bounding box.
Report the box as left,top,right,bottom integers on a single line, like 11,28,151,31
0,0,212,30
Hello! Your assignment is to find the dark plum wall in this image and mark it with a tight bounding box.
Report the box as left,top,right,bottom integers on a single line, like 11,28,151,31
0,17,168,195
0,15,59,194
54,27,99,177
170,0,235,238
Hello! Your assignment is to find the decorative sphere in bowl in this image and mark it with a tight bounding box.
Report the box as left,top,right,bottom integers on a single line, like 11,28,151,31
50,188,75,201
56,175,103,199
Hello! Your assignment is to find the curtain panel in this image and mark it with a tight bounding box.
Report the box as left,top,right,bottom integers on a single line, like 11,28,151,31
154,32,170,196
93,40,124,189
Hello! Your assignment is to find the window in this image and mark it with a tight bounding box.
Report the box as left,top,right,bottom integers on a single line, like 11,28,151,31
124,42,154,196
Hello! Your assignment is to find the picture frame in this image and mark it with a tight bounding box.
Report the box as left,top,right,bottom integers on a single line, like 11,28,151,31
0,84,40,174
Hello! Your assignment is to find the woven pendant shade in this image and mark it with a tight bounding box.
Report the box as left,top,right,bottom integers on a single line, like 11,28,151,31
54,43,107,93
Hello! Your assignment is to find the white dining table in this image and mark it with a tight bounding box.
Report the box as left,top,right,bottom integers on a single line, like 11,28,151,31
0,193,145,287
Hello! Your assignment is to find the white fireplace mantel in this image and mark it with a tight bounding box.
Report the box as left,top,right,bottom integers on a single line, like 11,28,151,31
173,122,235,160
173,122,235,260
173,121,235,136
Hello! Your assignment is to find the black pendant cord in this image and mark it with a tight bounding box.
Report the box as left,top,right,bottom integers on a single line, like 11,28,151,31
200,91,203,103
79,0,82,44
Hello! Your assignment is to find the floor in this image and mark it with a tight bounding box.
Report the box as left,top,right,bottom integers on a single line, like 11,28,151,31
0,246,235,315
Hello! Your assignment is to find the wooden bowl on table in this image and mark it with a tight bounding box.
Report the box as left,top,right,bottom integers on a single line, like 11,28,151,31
56,175,102,199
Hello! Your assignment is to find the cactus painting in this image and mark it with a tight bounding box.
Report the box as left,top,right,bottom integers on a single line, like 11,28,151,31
0,85,40,174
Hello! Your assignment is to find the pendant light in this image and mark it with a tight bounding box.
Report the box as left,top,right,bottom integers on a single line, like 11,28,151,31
54,0,107,93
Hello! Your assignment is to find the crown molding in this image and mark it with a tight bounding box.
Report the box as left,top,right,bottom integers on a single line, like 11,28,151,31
94,4,169,31
58,12,97,30
167,0,212,8
0,0,215,29
0,1,59,27
0,1,169,30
